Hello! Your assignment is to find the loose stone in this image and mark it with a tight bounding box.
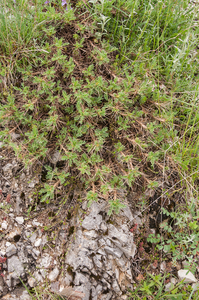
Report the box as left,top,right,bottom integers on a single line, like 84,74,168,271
15,217,24,225
6,244,17,257
178,269,197,283
48,267,59,282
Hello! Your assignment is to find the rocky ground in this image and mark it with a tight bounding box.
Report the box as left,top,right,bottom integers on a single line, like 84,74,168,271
0,148,140,299
1,148,199,299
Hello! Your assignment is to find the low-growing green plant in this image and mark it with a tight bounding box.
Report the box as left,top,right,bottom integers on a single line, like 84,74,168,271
0,202,12,213
147,197,199,270
108,198,126,215
128,272,199,300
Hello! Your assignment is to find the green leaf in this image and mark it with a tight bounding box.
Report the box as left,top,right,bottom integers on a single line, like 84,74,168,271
87,191,98,207
108,199,126,216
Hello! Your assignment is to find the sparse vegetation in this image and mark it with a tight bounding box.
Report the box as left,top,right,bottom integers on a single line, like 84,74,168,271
0,0,198,298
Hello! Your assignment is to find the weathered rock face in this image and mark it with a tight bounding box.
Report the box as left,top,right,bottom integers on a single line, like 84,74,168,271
0,153,137,299
64,202,136,300
0,199,136,299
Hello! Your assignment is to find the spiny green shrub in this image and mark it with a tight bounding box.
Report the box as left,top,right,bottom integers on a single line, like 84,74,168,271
0,0,198,214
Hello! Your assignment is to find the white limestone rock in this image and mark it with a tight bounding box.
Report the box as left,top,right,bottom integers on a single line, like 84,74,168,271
34,238,42,247
48,267,59,282
1,221,8,230
15,217,24,225
7,256,24,279
178,269,197,283
6,244,17,257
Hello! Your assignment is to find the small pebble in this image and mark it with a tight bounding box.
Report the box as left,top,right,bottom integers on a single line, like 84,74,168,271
16,216,24,224
28,277,36,287
160,261,166,272
165,282,173,292
6,244,17,257
34,238,42,247
48,267,59,281
2,221,8,230
32,248,40,257
178,269,197,283
192,283,199,291
32,220,42,227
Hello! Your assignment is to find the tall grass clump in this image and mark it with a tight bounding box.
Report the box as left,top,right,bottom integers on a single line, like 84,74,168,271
0,0,75,55
0,0,41,55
